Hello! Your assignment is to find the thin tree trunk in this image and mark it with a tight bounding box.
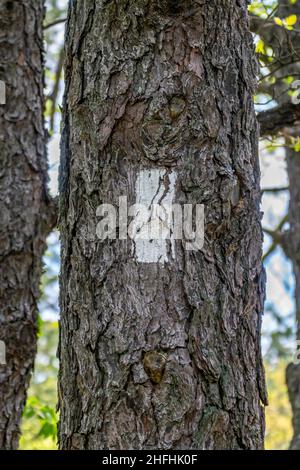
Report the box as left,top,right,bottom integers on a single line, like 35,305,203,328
0,0,53,449
249,0,300,450
271,0,300,451
281,13,300,451
59,0,267,450
285,140,300,450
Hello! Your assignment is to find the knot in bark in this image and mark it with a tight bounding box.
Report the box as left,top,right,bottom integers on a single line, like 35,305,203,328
143,351,167,384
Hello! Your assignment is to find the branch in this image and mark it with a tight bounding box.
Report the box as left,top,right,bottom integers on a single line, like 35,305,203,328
258,101,300,136
44,18,67,30
262,186,289,193
46,196,59,234
48,48,64,133
263,215,288,262
249,4,280,37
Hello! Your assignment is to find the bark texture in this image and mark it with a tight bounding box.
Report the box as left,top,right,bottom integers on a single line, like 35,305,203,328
59,0,266,450
0,0,52,449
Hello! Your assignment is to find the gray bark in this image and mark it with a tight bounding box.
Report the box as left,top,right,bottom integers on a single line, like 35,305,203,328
59,0,267,450
0,0,53,449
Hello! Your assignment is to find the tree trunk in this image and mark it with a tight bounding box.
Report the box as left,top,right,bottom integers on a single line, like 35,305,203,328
59,0,267,450
280,7,300,450
271,0,300,451
286,141,300,450
0,0,53,449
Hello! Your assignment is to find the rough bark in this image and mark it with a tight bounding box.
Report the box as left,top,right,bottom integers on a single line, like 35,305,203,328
0,0,53,449
59,0,267,450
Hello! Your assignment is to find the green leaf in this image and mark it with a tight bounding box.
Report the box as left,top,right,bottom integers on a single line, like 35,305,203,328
256,39,265,54
37,421,57,440
293,137,300,152
285,14,297,26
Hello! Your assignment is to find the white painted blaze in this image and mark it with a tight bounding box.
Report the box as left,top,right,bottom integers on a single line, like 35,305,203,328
0,81,6,105
0,340,6,365
132,169,177,263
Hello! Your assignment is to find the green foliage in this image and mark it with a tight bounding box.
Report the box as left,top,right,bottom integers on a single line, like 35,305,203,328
292,137,300,153
248,2,268,17
265,360,293,450
274,14,297,29
23,397,57,440
256,38,266,54
248,1,278,18
20,320,59,450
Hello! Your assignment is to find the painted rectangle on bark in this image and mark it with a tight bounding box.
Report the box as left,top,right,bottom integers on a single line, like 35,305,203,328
132,169,177,263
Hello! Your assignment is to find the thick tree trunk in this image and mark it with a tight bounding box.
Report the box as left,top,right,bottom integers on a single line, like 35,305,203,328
0,0,52,449
59,0,267,450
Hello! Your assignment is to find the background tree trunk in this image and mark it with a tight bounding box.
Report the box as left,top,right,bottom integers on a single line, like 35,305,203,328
268,0,300,451
286,137,300,451
277,0,300,451
249,0,300,450
0,0,53,449
59,0,267,450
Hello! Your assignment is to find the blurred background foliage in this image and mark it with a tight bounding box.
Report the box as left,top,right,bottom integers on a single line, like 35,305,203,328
265,361,293,450
20,232,60,449
19,0,297,450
